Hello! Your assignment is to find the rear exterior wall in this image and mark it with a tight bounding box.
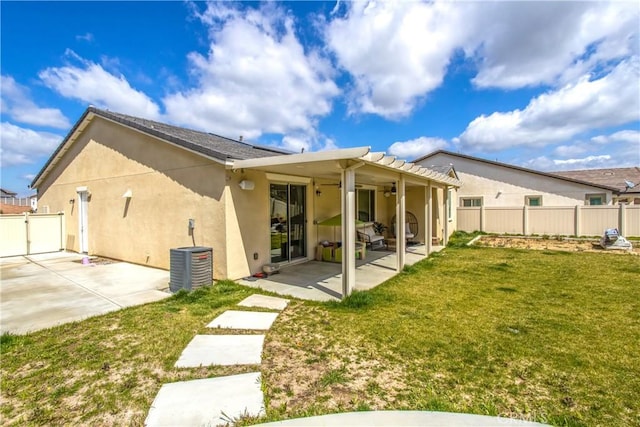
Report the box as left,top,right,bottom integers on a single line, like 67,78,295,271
36,117,229,279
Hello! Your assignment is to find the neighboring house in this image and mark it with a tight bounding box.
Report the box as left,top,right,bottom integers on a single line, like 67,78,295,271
0,188,33,214
1,189,18,198
31,107,459,295
414,150,619,207
553,168,640,205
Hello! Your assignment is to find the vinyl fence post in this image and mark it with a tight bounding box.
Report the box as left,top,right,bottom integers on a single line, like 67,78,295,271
523,205,529,235
25,212,30,255
619,203,626,236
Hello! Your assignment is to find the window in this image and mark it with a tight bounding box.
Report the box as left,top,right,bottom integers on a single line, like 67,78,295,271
447,189,453,220
357,189,375,222
525,195,542,206
586,194,606,205
460,197,482,207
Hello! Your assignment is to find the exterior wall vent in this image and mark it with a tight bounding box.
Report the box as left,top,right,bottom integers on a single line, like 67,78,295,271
169,246,213,292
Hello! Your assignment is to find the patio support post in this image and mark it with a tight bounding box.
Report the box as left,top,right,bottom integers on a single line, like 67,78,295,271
426,182,432,255
443,186,450,246
397,175,406,271
341,166,358,298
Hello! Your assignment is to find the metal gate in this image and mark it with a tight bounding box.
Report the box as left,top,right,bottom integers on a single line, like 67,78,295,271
0,213,65,257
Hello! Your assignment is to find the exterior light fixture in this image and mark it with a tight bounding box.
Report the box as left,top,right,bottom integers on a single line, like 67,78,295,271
239,180,255,190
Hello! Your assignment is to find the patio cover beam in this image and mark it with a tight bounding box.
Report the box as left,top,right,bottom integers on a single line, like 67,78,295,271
396,175,406,271
231,147,462,189
426,182,432,255
443,186,450,245
341,162,363,297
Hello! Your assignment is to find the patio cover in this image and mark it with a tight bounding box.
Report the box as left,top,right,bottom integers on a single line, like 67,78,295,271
230,147,461,298
230,147,461,187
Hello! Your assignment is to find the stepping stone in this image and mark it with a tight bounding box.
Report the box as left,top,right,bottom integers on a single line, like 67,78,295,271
238,294,289,310
207,310,279,330
145,372,264,426
175,335,264,367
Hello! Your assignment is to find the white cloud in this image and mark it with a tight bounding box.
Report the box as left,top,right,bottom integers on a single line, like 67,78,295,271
325,1,466,119
164,3,339,139
457,58,640,151
323,1,639,118
591,129,640,145
523,154,617,171
388,136,448,160
39,50,161,120
466,2,640,89
1,75,70,129
75,32,94,42
0,122,62,167
280,135,310,153
554,155,612,167
553,145,588,158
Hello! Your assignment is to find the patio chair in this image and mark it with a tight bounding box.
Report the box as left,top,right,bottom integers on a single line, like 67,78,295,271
391,212,418,244
357,225,386,250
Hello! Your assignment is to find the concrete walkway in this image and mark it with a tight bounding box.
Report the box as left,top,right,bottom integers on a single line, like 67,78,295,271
145,373,265,426
147,292,549,427
145,294,289,426
0,252,170,334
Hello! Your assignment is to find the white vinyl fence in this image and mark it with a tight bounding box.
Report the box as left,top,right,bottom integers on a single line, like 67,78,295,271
458,205,640,237
0,213,65,257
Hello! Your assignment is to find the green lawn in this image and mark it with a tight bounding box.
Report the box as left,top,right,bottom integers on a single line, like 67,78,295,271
2,236,639,426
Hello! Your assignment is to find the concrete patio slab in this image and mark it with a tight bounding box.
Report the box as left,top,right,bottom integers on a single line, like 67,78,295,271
238,294,289,310
174,335,264,367
238,247,438,301
254,410,549,426
0,252,170,334
145,372,264,427
207,310,279,330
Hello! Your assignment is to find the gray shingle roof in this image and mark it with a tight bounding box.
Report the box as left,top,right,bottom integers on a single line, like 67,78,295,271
31,107,291,188
91,108,290,161
552,167,640,194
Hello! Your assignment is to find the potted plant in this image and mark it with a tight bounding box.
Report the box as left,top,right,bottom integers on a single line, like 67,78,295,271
373,221,387,235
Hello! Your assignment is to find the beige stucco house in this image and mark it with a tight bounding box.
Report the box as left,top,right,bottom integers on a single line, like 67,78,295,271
31,107,460,296
415,150,620,207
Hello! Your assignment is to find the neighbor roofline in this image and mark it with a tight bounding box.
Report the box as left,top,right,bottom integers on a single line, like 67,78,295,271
414,150,620,193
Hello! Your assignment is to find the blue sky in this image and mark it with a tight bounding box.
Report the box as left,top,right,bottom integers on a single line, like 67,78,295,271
2,1,639,196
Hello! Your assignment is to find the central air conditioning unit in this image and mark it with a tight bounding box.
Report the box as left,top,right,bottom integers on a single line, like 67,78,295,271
169,246,213,292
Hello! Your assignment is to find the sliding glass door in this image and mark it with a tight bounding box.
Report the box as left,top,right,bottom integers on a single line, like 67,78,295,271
270,183,306,263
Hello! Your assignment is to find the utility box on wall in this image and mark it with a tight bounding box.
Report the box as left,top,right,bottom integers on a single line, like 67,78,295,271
169,246,213,292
